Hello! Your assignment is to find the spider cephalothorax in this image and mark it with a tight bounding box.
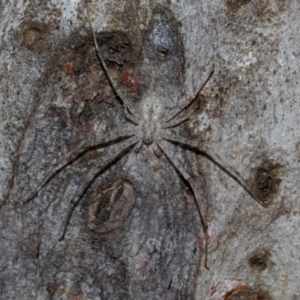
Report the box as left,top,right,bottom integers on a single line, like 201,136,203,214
134,92,165,152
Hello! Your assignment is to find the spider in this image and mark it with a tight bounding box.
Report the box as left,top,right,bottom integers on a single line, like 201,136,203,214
22,4,268,269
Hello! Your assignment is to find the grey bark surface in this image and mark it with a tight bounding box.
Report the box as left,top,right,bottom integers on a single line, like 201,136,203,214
0,0,298,299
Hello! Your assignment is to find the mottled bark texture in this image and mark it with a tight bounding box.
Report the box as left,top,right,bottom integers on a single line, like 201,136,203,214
0,0,299,299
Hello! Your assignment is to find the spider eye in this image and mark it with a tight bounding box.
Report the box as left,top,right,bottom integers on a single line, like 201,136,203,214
157,46,169,60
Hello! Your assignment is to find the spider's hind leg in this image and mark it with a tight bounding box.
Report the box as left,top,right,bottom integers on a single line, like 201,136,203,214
59,135,138,241
152,142,162,157
158,139,210,268
23,129,135,205
162,132,268,207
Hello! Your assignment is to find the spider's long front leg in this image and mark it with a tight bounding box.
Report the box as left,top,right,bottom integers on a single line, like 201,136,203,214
164,68,214,124
162,132,268,207
59,135,138,241
158,140,210,268
23,129,135,204
86,1,137,117
162,100,198,129
124,106,139,124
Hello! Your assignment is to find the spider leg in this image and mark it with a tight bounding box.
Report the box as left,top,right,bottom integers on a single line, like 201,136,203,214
23,129,135,204
133,140,143,153
59,135,138,241
152,142,162,157
92,129,135,146
162,132,268,207
124,106,140,125
86,1,137,117
158,140,210,269
164,68,214,124
162,100,198,129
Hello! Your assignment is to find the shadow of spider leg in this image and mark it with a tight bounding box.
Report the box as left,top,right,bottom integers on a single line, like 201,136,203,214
59,135,138,241
23,129,135,204
162,132,268,208
158,140,210,268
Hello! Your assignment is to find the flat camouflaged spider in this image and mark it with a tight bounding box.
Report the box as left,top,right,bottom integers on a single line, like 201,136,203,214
22,4,268,268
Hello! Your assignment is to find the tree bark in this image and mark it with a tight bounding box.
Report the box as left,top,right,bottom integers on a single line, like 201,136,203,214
0,0,298,299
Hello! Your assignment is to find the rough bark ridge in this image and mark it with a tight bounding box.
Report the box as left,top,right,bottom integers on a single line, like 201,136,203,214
0,0,299,299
